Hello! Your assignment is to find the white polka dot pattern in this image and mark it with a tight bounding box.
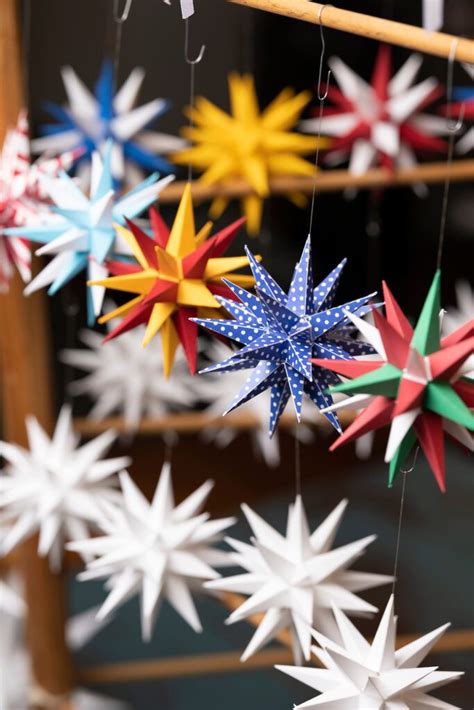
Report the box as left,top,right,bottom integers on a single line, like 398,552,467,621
192,238,376,436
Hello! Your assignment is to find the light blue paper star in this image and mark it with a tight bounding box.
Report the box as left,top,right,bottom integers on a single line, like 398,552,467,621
6,141,174,325
31,61,186,186
193,237,377,435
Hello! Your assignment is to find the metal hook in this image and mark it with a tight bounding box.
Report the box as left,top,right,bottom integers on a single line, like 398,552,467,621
113,0,133,23
316,4,332,100
400,446,419,475
184,17,206,65
446,38,465,133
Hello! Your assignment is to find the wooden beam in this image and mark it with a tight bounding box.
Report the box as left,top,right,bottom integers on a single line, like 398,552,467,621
158,160,474,204
78,647,294,684
73,410,353,436
0,0,75,702
228,0,474,63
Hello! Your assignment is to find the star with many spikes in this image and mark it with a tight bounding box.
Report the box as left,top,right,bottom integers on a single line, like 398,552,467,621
69,463,235,641
60,312,200,432
312,271,474,491
0,406,130,571
5,141,173,324
32,61,185,185
91,183,252,376
0,110,79,291
301,45,447,175
277,594,463,709
206,497,391,664
193,237,376,436
173,73,325,234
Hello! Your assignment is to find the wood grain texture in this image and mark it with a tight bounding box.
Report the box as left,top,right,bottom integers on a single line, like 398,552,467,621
0,0,75,699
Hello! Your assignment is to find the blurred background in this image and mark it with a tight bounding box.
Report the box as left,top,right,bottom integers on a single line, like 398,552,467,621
5,0,474,707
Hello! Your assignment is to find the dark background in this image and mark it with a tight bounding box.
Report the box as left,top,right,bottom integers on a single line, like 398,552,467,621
23,0,474,707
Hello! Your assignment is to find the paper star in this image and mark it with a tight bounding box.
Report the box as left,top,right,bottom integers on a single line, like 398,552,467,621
207,496,391,663
194,237,376,436
194,340,315,467
163,0,194,18
61,312,199,432
301,45,447,175
0,406,130,571
69,463,235,641
0,110,78,291
443,281,474,377
5,141,173,324
277,594,463,709
91,183,252,376
312,271,474,491
32,60,185,185
173,73,324,234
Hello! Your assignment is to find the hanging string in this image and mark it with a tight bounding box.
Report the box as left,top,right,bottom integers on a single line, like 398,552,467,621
294,436,301,497
391,447,418,596
112,0,133,90
184,18,206,182
307,4,332,239
436,38,464,271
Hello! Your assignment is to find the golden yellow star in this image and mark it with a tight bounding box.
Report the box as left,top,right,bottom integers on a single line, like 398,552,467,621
89,184,254,377
173,73,328,235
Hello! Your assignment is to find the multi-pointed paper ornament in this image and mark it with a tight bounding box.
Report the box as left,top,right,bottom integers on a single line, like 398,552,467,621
301,45,447,175
69,463,235,641
0,110,78,291
163,0,194,18
194,237,376,436
277,595,463,709
5,141,173,324
32,61,185,185
312,271,474,491
61,313,199,432
443,280,474,377
91,183,252,376
173,73,324,234
0,406,130,571
206,497,391,664
195,340,315,467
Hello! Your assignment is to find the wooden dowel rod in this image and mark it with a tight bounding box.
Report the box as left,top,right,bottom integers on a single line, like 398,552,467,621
73,410,353,436
228,0,474,63
77,626,474,684
78,647,294,684
159,160,474,204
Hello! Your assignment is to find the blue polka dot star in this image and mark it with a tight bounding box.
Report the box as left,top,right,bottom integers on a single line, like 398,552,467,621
193,237,377,436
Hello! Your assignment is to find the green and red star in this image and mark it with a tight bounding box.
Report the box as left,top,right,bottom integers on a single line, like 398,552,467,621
312,271,474,491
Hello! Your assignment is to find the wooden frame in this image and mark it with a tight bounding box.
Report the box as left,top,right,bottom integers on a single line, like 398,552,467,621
1,0,473,706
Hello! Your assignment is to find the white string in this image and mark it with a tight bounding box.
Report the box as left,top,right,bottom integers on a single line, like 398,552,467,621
184,18,205,182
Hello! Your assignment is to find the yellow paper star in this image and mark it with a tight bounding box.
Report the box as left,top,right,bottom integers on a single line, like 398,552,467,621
173,73,329,235
89,184,254,377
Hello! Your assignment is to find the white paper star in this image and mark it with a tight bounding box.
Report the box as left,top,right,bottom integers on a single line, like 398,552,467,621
194,341,315,467
443,281,474,377
206,496,392,663
0,406,130,571
61,313,200,432
277,594,463,709
69,463,235,641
